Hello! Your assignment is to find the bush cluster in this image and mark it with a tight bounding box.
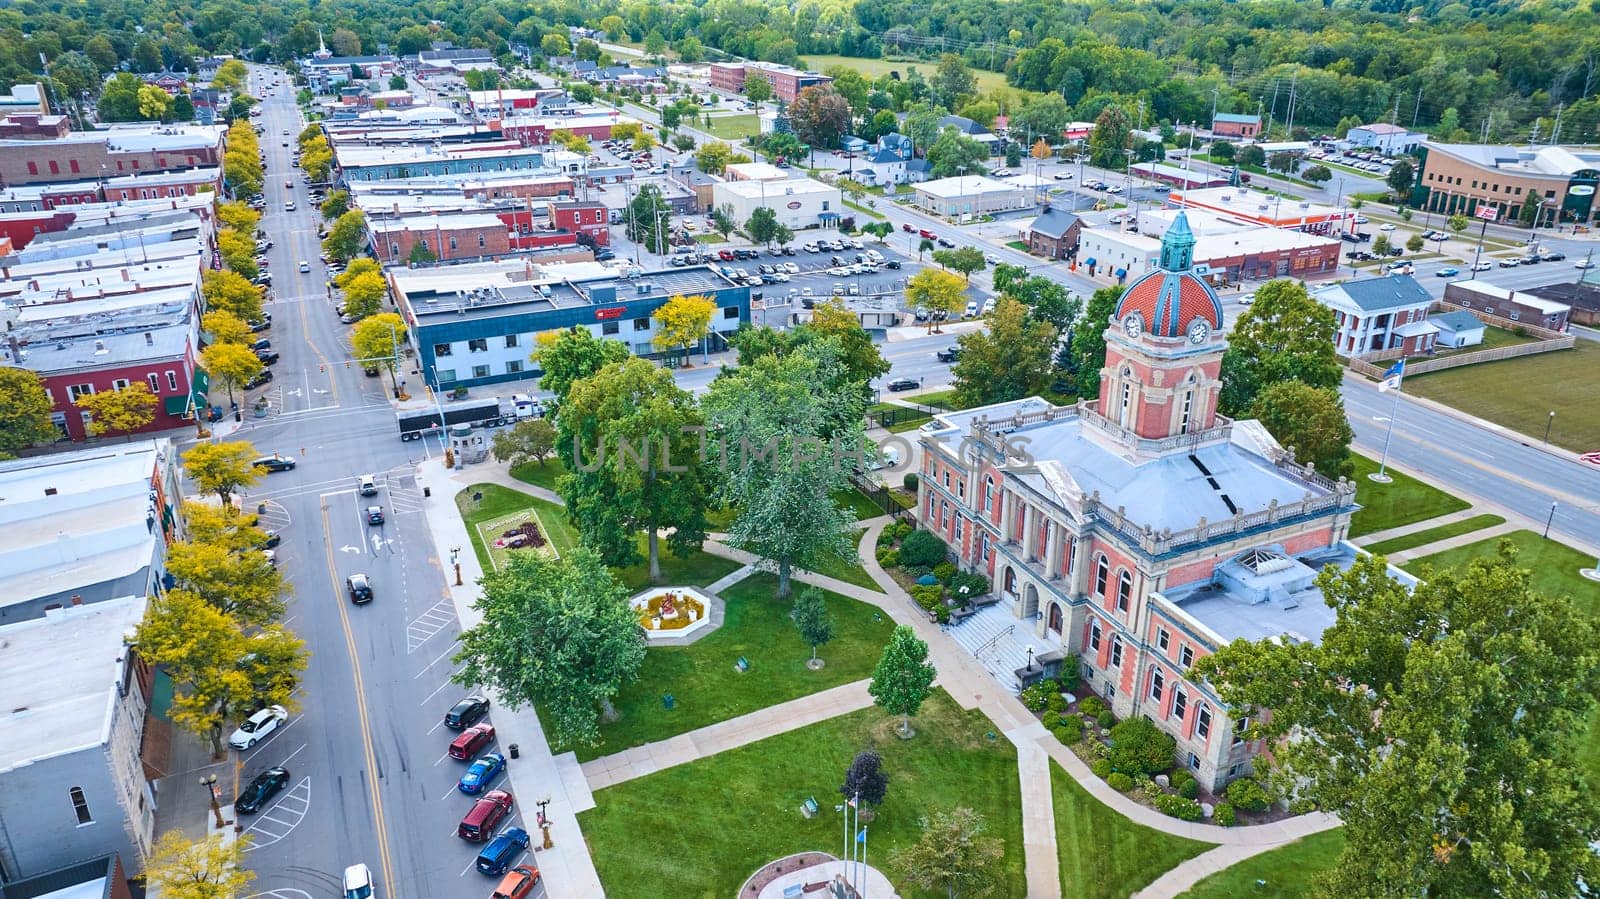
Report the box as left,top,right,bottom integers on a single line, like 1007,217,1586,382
875,547,899,567
1056,667,1080,693
1213,801,1236,826
898,529,949,568
1106,772,1134,792
1020,682,1052,712
1096,710,1116,729
1051,716,1083,744
1046,691,1068,713
1090,759,1112,779
1078,696,1105,717
1152,792,1204,821
903,473,919,491
893,521,914,540
947,570,990,599
1108,718,1177,778
1225,778,1271,812
1177,778,1199,800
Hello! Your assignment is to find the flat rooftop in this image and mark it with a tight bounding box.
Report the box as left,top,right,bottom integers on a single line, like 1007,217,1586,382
1169,187,1346,223
915,175,1026,199
395,259,736,324
0,595,148,774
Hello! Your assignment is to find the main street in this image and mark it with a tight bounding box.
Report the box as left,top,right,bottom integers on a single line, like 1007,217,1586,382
197,67,538,899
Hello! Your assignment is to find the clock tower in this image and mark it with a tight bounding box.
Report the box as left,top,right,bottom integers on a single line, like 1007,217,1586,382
1095,212,1227,446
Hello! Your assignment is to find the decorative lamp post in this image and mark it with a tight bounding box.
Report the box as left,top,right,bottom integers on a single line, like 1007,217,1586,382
199,773,226,828
451,546,462,586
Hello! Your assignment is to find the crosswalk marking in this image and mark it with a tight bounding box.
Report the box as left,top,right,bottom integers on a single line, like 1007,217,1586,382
241,777,311,851
407,597,459,653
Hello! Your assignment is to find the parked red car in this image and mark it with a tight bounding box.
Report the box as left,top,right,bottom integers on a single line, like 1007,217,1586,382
901,223,915,232
458,790,514,841
449,723,496,760
718,249,736,261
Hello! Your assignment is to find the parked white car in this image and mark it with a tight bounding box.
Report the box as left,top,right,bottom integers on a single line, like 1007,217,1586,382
229,705,288,750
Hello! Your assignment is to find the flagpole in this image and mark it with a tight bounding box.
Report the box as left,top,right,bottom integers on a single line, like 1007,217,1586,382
1372,358,1405,483
861,826,868,899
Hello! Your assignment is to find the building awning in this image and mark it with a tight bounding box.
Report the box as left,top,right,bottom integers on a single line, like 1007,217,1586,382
165,368,210,416
1115,268,1127,278
1084,258,1097,266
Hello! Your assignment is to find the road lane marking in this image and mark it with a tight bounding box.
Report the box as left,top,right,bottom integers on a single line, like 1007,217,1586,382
406,598,460,653
319,500,399,896
240,777,311,851
413,639,462,678
419,673,464,707
274,741,308,769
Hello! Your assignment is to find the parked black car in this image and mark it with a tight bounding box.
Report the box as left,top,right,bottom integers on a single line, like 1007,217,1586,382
250,338,271,352
445,695,491,730
235,767,290,814
255,350,279,365
244,370,274,389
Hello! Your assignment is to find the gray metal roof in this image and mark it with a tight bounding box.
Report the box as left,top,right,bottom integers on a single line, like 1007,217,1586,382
1430,310,1484,332
1319,274,1432,313
1030,207,1081,239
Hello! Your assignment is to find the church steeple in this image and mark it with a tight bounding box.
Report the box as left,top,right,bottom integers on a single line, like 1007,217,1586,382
314,29,332,59
1158,211,1196,271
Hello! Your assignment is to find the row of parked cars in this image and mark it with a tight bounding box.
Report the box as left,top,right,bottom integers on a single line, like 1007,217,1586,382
441,695,543,898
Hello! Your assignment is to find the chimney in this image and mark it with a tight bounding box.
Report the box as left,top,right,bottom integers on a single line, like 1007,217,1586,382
145,332,153,345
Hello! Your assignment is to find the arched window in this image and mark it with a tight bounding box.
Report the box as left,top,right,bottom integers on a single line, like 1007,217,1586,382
1066,535,1077,574
1094,555,1109,596
1117,571,1133,612
983,476,995,513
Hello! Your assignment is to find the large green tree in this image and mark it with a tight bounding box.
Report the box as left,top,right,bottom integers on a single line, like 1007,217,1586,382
1219,279,1341,415
950,297,1060,408
322,210,367,262
789,85,852,152
870,625,937,737
1088,104,1132,169
702,352,858,598
1197,546,1600,897
556,358,713,581
1067,285,1123,397
453,548,646,749
926,128,989,177
532,326,631,404
1250,382,1353,478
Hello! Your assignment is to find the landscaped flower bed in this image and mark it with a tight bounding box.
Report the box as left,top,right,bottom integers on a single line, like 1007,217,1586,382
496,520,547,549
873,523,990,622
634,590,706,631
1020,678,1300,827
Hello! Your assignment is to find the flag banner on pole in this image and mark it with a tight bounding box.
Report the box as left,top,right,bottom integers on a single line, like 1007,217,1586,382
1378,359,1406,393
1475,205,1499,222
847,796,857,809
857,827,867,843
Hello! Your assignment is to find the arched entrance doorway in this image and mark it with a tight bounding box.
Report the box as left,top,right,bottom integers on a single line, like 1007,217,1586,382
1022,583,1039,619
1048,602,1063,635
1003,566,1017,597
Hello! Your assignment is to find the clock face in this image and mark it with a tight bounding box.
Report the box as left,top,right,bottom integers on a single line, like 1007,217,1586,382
1188,320,1211,344
1123,313,1144,338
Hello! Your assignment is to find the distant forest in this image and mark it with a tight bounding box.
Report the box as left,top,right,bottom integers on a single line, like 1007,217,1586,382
2,0,1596,142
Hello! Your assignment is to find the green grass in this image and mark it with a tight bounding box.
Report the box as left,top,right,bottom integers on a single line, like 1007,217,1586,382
1052,761,1214,898
1362,514,1506,557
1346,453,1470,538
833,487,888,522
456,483,739,591
800,54,1012,95
558,571,894,761
579,689,1025,898
703,113,760,140
1403,530,1600,782
1179,829,1345,898
1406,340,1596,452
843,198,885,220
805,528,883,592
1428,324,1536,357
509,458,566,492
693,233,727,244
1006,240,1030,251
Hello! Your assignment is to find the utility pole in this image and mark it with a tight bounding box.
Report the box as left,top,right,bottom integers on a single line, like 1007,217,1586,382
1284,72,1299,137
1551,103,1564,145
1209,87,1220,133
1411,87,1423,128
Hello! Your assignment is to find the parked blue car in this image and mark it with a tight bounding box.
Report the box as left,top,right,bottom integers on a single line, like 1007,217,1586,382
474,826,531,875
459,752,507,795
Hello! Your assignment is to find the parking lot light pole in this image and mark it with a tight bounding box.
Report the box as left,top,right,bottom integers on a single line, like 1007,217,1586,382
1544,410,1556,445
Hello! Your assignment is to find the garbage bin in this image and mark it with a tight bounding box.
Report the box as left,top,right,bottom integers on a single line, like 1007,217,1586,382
508,743,520,759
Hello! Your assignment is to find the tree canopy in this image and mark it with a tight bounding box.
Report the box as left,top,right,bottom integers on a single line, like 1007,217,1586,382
1219,279,1341,416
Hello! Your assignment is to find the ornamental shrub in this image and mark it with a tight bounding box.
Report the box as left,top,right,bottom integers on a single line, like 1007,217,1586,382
1046,691,1068,713
1096,710,1115,729
1153,793,1203,821
901,565,931,580
876,529,897,548
898,529,949,568
1056,667,1080,693
1020,682,1052,712
875,548,900,567
1108,717,1178,778
1078,697,1105,717
1213,801,1236,826
1226,778,1271,812
932,561,957,583
1053,716,1083,743
1090,759,1112,779
1106,772,1133,792
893,521,914,540
902,473,919,491
1179,777,1200,799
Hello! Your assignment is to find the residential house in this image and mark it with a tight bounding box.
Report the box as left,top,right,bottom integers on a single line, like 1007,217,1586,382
1027,206,1082,260
1312,274,1439,356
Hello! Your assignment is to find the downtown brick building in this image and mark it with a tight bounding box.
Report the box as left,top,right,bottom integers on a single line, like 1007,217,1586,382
0,124,225,187
709,62,832,103
915,214,1367,791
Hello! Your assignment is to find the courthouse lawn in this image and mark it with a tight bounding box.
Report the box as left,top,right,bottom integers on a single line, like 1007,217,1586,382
1404,340,1600,452
1052,761,1214,899
801,54,1012,94
1179,829,1345,898
1346,453,1469,537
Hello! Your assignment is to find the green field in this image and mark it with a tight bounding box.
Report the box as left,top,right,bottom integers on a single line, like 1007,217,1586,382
510,458,566,492
557,572,894,761
1404,530,1600,782
579,689,1026,898
1346,453,1470,538
801,54,1012,95
1406,339,1598,452
1362,514,1505,557
1053,761,1214,898
1179,830,1345,898
803,528,882,592
703,113,760,140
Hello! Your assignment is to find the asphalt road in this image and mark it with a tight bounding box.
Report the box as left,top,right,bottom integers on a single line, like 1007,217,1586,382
209,67,542,899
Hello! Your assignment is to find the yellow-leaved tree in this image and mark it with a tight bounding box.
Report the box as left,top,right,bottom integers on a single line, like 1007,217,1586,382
182,440,263,505
145,830,255,899
202,310,252,345
74,381,159,436
651,293,715,362
201,269,264,322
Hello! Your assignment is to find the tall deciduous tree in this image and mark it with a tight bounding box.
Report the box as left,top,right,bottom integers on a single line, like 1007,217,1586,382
0,367,59,457
840,749,889,805
1250,382,1354,478
1386,158,1415,202
182,440,263,505
340,271,387,319
1088,104,1132,169
931,245,987,282
792,587,835,663
651,294,715,359
894,807,1006,898
1197,546,1600,897
1001,272,1082,337
790,85,852,152
695,141,734,175
926,128,990,177
145,831,255,899
215,201,261,233
709,203,738,241
743,71,773,104
322,210,367,262
905,268,968,332
491,418,557,469
870,625,937,737
453,548,646,748
930,52,977,109
702,352,858,597
135,590,305,756
951,297,1060,408
532,326,631,403
202,269,264,323
216,229,258,279
201,342,263,409
350,313,406,394
75,382,159,436
163,539,287,626
203,310,252,346
625,184,673,251
746,206,781,246
1219,279,1341,415
180,501,269,553
1068,285,1123,397
556,359,712,580
320,190,350,220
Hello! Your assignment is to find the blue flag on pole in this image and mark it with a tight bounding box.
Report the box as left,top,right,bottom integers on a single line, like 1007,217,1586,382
1378,358,1405,393
857,827,867,843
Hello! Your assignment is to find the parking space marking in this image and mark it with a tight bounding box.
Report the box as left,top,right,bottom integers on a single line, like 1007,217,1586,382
419,669,465,706
240,777,311,851
414,639,462,679
407,597,459,653
244,890,314,899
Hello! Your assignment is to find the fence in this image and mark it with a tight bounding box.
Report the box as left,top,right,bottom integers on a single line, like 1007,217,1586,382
868,401,943,431
1348,301,1576,379
848,472,911,521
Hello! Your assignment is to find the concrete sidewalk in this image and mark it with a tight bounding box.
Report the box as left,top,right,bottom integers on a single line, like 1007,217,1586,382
414,458,603,898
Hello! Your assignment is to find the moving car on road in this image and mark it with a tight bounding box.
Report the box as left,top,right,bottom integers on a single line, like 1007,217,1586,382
347,573,373,604
253,455,296,472
936,346,961,362
342,864,373,899
229,705,287,750
1436,267,1460,277
365,505,384,525
886,377,920,392
234,766,290,814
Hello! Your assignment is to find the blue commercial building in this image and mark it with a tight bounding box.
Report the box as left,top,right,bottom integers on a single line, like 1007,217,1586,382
392,260,752,391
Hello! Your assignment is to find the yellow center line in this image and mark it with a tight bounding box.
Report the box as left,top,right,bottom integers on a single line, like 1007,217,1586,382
320,499,397,898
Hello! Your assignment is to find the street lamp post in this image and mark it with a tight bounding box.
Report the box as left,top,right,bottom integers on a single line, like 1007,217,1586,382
450,546,462,585
1544,410,1556,445
199,774,226,828
536,797,554,849
1544,501,1558,539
